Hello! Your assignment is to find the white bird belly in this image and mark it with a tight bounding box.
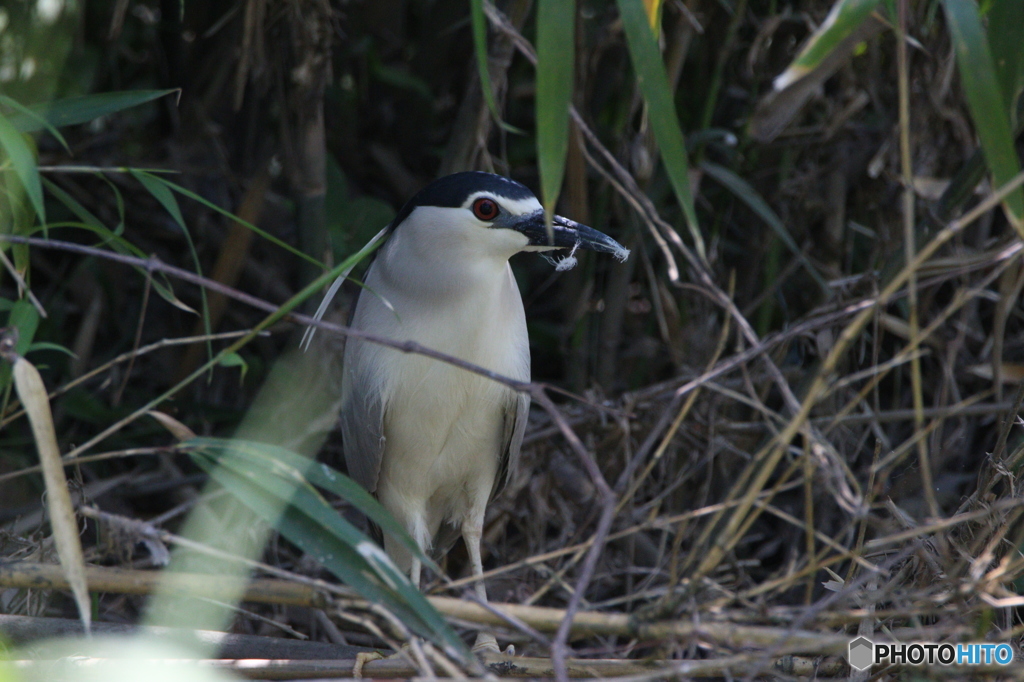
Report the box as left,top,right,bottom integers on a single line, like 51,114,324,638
362,262,529,549
378,361,508,536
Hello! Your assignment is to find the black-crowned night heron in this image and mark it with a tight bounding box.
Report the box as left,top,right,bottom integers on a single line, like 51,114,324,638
313,171,628,652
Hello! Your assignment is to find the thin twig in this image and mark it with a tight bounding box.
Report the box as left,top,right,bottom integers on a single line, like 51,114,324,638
0,245,47,318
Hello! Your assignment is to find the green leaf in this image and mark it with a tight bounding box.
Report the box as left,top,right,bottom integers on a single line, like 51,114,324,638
34,218,193,314
774,0,883,90
3,299,40,392
133,170,187,229
642,0,663,33
132,170,212,362
27,342,77,358
617,0,704,258
987,0,1024,120
942,0,1024,234
8,299,40,356
42,177,106,229
98,171,127,236
186,439,471,663
701,161,830,296
218,352,248,384
0,110,45,224
0,95,69,152
536,0,576,231
152,176,323,269
191,438,429,566
4,90,177,133
368,54,433,101
469,0,523,134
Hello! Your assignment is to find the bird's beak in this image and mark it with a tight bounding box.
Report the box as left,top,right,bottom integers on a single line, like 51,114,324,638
513,212,630,262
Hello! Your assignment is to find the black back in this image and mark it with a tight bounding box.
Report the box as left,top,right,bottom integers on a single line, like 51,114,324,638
388,172,536,231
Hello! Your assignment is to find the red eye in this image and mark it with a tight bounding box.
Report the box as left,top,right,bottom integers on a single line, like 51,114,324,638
472,197,500,221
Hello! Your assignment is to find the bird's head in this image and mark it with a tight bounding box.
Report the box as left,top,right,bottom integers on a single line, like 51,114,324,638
390,172,630,264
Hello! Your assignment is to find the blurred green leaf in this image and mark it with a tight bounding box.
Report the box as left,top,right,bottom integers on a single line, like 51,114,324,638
99,172,127,236
326,155,395,260
643,0,663,33
536,0,575,228
132,170,186,229
198,438,430,565
0,299,41,392
987,0,1024,121
333,198,394,247
219,352,248,384
617,0,704,259
0,110,45,225
62,388,121,424
186,438,471,663
0,95,69,152
26,341,76,358
4,90,177,133
942,0,1024,234
469,0,522,134
701,160,830,296
325,153,350,220
8,299,39,356
42,177,106,230
470,0,497,119
368,54,433,101
774,0,882,91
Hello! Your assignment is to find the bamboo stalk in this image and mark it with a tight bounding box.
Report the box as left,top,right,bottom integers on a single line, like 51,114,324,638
0,562,846,655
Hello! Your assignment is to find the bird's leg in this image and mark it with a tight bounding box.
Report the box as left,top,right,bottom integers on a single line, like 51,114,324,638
463,522,489,603
410,556,422,589
382,503,430,587
364,509,432,674
463,517,514,655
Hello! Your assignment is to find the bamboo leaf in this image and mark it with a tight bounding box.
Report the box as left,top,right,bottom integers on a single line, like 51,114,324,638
536,0,576,230
26,341,76,357
0,110,45,224
987,0,1024,120
190,437,429,566
617,0,704,258
643,0,663,33
42,178,105,230
701,161,830,296
154,176,323,269
773,0,883,90
218,352,249,384
0,95,69,152
4,346,91,634
30,220,195,314
469,0,522,134
186,440,471,663
131,171,212,350
942,0,1024,234
149,410,198,441
132,170,187,229
8,299,40,356
4,90,177,133
41,178,190,311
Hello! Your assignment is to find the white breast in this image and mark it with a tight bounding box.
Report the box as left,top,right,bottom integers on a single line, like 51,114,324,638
346,226,530,548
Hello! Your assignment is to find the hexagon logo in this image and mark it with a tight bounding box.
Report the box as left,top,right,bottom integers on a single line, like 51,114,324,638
848,637,874,671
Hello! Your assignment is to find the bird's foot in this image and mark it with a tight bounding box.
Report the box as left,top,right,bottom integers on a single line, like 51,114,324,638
473,633,515,656
352,651,385,678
